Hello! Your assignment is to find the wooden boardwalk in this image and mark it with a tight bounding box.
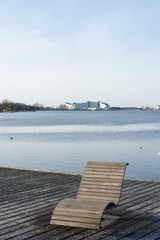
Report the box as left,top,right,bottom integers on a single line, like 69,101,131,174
0,167,160,240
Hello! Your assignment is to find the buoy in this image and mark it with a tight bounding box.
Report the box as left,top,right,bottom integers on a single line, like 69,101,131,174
10,137,13,140
158,152,160,156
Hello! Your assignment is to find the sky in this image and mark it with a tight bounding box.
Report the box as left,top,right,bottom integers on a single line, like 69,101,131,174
0,0,160,107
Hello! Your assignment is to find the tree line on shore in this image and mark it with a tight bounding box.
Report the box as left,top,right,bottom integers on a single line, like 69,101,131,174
0,99,50,112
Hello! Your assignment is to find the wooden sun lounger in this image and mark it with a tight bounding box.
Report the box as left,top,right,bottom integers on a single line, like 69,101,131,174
50,161,128,229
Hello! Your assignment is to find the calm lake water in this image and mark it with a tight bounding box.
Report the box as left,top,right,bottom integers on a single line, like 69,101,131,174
0,110,160,180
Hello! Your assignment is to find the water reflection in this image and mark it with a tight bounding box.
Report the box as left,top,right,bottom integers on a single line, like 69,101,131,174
0,123,160,134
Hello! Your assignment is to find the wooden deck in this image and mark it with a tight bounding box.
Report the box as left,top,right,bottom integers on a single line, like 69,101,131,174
0,167,160,240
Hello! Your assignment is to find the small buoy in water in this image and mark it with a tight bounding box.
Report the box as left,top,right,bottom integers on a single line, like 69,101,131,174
158,152,160,156
140,146,143,149
10,137,13,140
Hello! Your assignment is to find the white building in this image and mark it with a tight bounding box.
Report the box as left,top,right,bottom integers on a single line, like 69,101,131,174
99,102,109,109
65,102,74,110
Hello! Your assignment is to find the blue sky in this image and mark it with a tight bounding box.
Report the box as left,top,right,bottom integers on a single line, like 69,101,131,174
0,0,160,107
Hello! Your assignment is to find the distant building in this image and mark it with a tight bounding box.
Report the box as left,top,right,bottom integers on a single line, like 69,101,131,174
65,102,74,110
99,101,109,109
73,101,109,110
73,102,89,110
59,104,67,110
58,101,109,110
59,102,74,110
88,101,99,109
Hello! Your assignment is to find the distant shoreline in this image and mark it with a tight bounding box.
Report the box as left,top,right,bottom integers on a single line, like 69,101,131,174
1,100,159,112
0,108,159,113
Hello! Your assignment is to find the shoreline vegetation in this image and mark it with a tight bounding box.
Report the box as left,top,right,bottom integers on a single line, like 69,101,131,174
0,99,159,113
0,99,51,112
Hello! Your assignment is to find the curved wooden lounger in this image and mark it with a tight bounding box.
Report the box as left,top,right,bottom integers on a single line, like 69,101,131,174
50,161,128,229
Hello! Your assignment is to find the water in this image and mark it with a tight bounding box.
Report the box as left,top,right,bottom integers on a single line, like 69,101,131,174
0,110,160,180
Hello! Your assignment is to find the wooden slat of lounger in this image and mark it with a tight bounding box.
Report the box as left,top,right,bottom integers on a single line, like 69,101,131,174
81,177,123,183
50,220,100,229
86,161,127,166
84,167,125,173
77,195,119,202
78,186,121,195
84,166,126,170
79,188,121,194
52,215,100,224
78,190,120,197
53,209,101,218
80,181,122,187
84,166,126,171
79,184,121,190
84,169,125,174
77,188,121,195
84,167,125,171
84,168,126,174
77,193,120,201
82,174,124,179
84,171,124,176
54,207,102,215
84,168,126,173
76,196,119,202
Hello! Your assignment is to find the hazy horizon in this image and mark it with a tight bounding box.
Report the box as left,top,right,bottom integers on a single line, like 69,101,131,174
0,0,160,107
